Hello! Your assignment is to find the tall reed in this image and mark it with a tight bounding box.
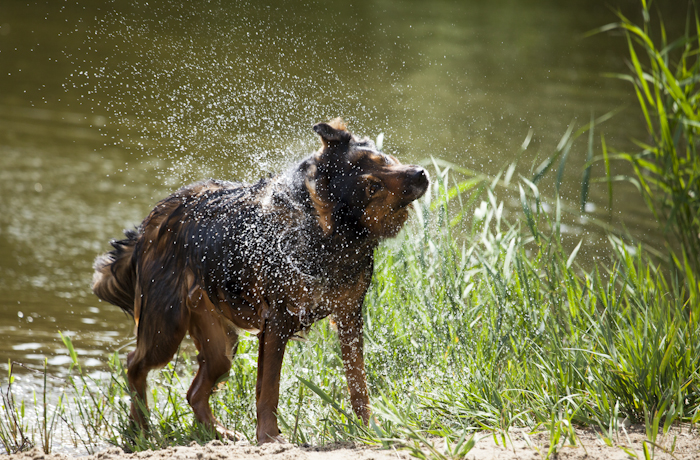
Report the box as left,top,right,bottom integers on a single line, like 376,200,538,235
593,0,700,274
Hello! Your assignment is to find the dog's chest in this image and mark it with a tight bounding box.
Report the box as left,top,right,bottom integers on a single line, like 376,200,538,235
215,182,372,331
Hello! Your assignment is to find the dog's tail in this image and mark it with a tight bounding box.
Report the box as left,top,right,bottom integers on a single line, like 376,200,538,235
92,229,139,317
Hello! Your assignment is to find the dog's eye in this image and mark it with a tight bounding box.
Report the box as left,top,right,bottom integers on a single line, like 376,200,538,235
366,182,382,198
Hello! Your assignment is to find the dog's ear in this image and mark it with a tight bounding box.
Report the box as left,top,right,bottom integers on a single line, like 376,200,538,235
313,118,352,150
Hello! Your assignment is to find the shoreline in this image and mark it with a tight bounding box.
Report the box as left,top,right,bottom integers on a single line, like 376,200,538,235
4,425,698,460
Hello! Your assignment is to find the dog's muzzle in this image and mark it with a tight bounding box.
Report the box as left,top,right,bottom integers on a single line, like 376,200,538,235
402,167,430,202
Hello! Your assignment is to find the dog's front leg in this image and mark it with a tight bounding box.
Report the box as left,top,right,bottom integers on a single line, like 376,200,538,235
337,307,370,424
255,312,292,444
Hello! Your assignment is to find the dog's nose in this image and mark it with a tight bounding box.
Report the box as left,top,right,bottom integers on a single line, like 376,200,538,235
410,168,429,188
403,167,429,199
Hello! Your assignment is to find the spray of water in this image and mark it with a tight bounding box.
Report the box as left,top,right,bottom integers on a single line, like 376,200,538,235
75,1,403,186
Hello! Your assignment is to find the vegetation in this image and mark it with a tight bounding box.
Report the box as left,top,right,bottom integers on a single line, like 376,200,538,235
3,152,699,458
1,1,699,459
592,0,700,274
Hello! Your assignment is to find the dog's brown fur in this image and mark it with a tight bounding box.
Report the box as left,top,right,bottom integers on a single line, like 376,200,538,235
92,119,429,443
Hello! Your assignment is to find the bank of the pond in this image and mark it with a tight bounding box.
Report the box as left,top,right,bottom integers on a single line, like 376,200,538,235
4,426,699,460
2,164,698,456
3,2,700,458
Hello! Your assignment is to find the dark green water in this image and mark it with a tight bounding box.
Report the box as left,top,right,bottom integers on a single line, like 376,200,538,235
0,0,683,379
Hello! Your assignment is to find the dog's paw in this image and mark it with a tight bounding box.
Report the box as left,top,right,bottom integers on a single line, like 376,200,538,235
215,424,245,442
258,433,287,445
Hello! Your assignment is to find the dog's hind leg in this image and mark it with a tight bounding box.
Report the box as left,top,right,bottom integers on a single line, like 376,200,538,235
126,298,190,432
186,287,240,440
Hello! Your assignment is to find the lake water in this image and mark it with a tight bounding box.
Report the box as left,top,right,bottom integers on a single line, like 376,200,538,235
0,0,683,382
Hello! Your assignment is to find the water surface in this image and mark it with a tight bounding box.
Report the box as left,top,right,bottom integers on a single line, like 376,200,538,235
0,0,683,379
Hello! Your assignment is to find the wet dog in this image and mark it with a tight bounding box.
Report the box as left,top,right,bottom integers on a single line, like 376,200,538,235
92,119,429,443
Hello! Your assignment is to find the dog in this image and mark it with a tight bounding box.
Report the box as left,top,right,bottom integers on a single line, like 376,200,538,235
92,118,429,444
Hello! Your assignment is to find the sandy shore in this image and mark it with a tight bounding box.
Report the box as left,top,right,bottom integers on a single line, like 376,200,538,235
3,426,698,460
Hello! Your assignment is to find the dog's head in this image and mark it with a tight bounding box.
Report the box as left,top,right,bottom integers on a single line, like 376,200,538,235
304,118,429,239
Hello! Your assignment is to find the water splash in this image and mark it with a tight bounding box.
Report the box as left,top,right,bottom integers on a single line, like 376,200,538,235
76,1,401,185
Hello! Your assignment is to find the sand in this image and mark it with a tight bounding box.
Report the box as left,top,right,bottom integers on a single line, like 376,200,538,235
3,425,698,460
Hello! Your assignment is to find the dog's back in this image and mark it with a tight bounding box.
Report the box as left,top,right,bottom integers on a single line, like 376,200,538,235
91,179,246,321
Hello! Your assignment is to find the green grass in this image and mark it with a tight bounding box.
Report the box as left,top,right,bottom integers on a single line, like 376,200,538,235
0,363,32,454
3,156,699,458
